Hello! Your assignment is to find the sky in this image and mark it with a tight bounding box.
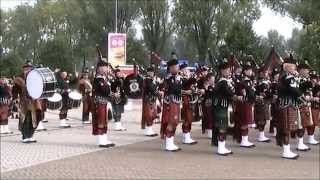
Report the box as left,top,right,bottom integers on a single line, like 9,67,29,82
1,0,302,40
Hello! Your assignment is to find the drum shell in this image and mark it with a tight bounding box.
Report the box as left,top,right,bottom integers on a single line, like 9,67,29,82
68,91,82,108
68,99,81,108
47,101,62,110
47,93,63,110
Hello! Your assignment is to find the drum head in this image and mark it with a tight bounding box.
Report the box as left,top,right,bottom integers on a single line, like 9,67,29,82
69,91,82,100
48,93,62,102
26,69,44,99
124,74,143,99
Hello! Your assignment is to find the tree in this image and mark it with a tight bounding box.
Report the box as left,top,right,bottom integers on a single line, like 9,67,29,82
140,0,172,55
265,0,320,71
0,53,23,77
222,20,263,61
264,0,320,25
38,38,73,72
172,0,260,62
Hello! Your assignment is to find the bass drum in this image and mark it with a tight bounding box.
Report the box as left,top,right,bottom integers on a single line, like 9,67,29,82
68,91,82,108
124,74,143,99
47,93,62,110
26,68,56,99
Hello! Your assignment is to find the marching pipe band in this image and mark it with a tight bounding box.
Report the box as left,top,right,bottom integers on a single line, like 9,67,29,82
0,49,320,160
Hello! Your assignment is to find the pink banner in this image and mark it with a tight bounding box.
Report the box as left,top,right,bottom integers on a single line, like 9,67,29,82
108,33,126,66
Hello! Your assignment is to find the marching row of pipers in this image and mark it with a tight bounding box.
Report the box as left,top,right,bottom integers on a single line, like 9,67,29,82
0,51,319,160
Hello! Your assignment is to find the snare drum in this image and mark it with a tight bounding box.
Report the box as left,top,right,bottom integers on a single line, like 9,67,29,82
68,91,82,108
47,93,62,110
26,68,56,99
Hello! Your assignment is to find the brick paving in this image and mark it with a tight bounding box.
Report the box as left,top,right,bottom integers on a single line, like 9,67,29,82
0,100,159,173
1,99,319,179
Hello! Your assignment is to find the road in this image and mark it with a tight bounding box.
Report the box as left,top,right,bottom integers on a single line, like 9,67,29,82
1,99,319,179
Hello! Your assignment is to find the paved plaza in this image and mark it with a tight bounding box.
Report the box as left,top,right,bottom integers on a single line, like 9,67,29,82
0,99,319,179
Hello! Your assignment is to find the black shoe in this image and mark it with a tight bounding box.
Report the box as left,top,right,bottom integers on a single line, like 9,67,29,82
296,147,311,151
165,148,182,152
59,125,71,128
282,154,299,160
240,144,255,148
99,143,115,148
216,151,233,156
183,141,198,145
146,133,158,137
258,139,271,143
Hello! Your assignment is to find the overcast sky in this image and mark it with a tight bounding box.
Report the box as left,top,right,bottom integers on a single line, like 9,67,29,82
1,0,302,39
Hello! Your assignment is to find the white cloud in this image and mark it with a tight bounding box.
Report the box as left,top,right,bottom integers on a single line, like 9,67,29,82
253,6,303,39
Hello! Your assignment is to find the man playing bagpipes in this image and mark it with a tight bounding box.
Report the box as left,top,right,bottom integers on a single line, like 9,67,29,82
310,71,320,145
180,63,198,144
0,77,13,134
233,58,256,148
195,66,208,124
92,59,115,148
269,68,281,138
296,61,318,148
160,54,182,152
141,66,161,137
78,67,93,124
12,61,41,143
277,54,302,159
110,67,127,131
211,59,236,155
254,65,272,143
201,73,215,139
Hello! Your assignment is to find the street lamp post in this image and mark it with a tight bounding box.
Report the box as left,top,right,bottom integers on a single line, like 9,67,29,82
115,0,118,33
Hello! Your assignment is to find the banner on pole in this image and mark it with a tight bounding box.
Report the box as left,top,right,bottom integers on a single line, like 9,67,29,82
108,33,126,66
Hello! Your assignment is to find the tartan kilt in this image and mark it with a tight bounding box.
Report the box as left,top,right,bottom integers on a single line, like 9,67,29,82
278,106,298,131
82,94,92,113
254,103,269,126
235,102,253,125
213,106,228,130
92,103,108,135
142,98,157,123
299,106,313,128
0,105,9,125
160,102,180,139
311,108,319,126
271,103,279,125
202,102,213,133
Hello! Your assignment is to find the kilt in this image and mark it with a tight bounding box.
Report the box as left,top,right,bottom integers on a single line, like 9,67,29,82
311,108,319,126
41,99,47,112
213,106,228,130
160,102,180,139
182,95,197,133
254,103,269,126
299,106,313,128
82,94,92,113
271,103,279,125
0,105,9,125
235,102,253,126
142,98,157,128
92,103,108,135
278,106,298,131
202,101,213,133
